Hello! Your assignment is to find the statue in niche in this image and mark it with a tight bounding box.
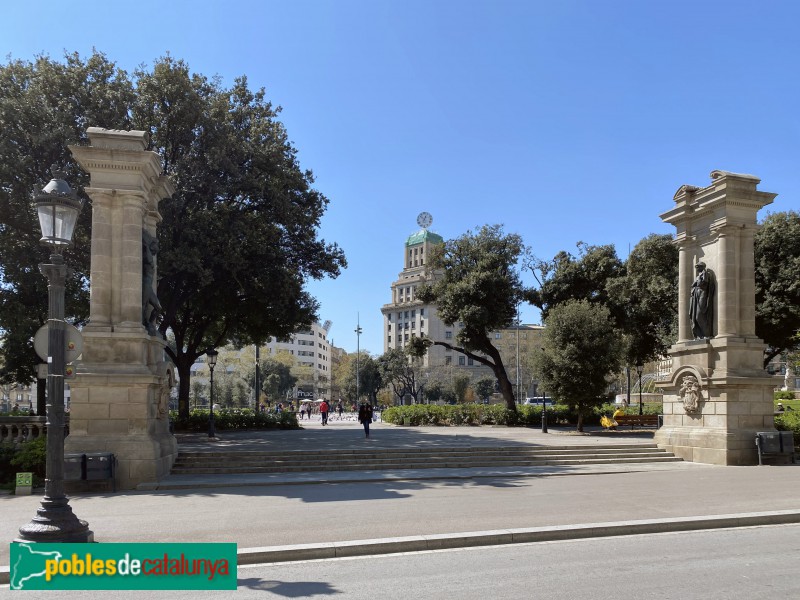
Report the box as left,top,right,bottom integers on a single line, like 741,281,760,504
679,375,702,414
689,262,715,339
142,230,162,336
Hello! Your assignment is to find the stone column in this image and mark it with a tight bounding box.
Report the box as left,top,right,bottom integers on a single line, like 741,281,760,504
86,189,114,330
66,128,177,490
715,228,735,338
677,243,692,342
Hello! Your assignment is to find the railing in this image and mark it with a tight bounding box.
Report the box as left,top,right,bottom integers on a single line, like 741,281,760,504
0,416,69,444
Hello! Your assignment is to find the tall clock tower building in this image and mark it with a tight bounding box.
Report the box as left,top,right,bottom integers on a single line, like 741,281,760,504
381,214,449,368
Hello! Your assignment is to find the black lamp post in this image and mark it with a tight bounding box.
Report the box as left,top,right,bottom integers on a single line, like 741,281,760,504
17,168,93,543
207,349,218,438
636,363,644,416
541,387,548,433
539,349,548,433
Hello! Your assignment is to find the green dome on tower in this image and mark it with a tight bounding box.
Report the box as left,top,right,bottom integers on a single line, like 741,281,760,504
406,229,444,247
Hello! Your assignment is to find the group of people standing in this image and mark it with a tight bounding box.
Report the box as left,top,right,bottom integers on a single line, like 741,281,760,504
294,398,376,438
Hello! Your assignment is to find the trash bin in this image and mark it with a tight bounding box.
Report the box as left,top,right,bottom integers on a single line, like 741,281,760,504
85,452,115,491
64,453,86,481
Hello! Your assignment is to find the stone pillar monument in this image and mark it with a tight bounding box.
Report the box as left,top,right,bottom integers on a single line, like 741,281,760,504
66,128,177,489
655,170,778,465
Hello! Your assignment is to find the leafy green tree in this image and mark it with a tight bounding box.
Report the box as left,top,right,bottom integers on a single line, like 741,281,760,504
473,376,496,402
378,347,424,404
529,242,624,322
453,373,472,403
243,358,296,405
533,300,622,431
343,353,383,404
755,211,800,366
411,225,529,411
133,57,346,419
607,234,679,366
0,52,346,421
0,52,134,385
423,380,445,404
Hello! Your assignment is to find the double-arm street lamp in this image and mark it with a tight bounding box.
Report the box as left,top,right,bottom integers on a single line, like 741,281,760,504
17,168,93,543
207,349,218,438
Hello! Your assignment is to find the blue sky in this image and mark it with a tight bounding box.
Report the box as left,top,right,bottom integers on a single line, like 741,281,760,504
3,1,799,354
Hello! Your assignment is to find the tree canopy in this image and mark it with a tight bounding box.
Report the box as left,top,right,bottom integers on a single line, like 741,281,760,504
378,347,425,404
755,211,800,365
411,224,529,410
533,300,622,431
0,51,346,419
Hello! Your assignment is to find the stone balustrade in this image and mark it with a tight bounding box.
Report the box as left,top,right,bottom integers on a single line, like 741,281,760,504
0,416,69,444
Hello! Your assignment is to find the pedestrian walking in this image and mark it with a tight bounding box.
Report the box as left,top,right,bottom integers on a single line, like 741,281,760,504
358,401,374,438
319,399,329,425
336,401,344,420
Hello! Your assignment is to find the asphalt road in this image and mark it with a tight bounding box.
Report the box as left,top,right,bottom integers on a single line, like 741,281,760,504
7,524,800,599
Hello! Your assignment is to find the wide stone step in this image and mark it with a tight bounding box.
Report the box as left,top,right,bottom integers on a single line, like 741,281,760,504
174,444,659,460
171,456,682,475
170,443,680,476
171,450,671,469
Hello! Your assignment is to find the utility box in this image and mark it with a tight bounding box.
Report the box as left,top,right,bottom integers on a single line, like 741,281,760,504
63,452,116,493
85,452,116,491
64,453,87,481
755,432,796,465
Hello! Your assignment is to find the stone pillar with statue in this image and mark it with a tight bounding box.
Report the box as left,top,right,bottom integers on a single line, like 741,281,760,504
65,128,177,489
655,170,780,465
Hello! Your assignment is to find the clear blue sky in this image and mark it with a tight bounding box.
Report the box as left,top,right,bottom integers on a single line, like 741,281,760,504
3,1,799,354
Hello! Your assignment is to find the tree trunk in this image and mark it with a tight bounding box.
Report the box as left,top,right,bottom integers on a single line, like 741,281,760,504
176,355,193,422
492,363,518,411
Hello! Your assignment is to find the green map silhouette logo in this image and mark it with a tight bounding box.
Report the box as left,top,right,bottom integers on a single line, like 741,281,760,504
9,542,237,590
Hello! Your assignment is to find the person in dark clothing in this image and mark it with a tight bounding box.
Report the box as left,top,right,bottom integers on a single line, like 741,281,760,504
358,402,374,438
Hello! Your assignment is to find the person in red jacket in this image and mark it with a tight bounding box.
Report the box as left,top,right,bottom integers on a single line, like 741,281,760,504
319,399,329,425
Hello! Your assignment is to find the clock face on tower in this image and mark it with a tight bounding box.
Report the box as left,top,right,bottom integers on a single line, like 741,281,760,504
417,211,433,229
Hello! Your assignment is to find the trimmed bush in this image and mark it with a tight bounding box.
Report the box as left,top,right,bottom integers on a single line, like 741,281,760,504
170,408,299,432
775,411,800,447
0,436,48,488
383,402,664,428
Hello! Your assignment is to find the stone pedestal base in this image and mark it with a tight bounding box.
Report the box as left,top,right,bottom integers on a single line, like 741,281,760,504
655,426,761,465
66,330,177,490
656,337,779,466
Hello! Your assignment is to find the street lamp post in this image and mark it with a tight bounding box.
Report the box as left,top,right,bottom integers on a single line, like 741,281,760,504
207,349,218,438
17,168,93,543
254,344,260,413
541,387,548,433
355,316,362,404
636,363,644,416
539,348,548,433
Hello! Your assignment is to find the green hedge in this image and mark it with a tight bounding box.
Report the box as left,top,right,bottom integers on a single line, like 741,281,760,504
381,403,660,427
775,411,800,444
0,436,47,488
170,408,299,432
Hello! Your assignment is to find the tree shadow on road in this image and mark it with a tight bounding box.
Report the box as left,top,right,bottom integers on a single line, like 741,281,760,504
237,578,343,596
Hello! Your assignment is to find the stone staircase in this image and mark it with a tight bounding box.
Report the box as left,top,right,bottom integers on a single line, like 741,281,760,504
171,444,681,475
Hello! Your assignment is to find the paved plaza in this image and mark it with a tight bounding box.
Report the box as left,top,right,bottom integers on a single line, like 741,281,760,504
3,420,800,582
